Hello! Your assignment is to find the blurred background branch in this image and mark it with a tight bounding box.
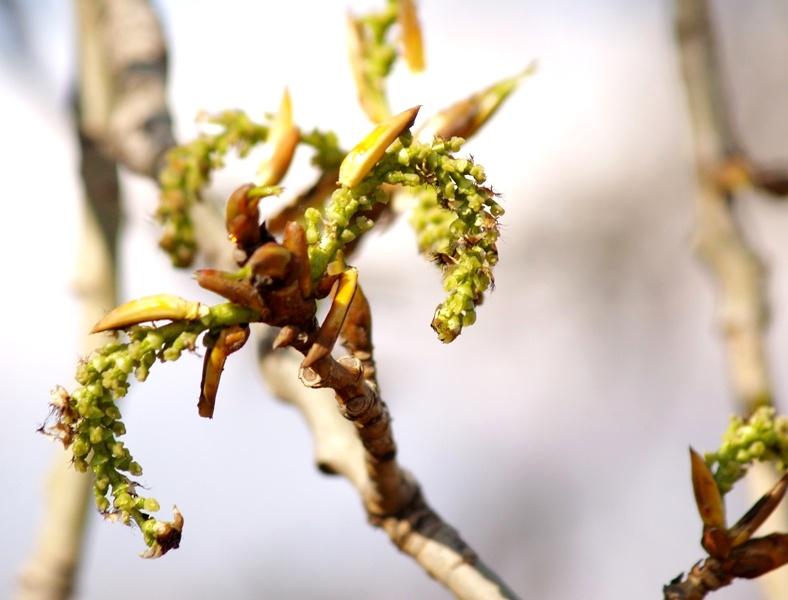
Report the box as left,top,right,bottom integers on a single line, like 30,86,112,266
18,130,120,599
74,0,174,178
673,0,788,596
17,0,173,597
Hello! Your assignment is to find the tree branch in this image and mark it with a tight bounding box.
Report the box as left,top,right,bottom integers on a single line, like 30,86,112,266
664,533,788,600
257,337,367,486
670,0,788,596
676,0,771,415
675,0,787,202
75,0,175,178
39,2,517,597
258,332,519,600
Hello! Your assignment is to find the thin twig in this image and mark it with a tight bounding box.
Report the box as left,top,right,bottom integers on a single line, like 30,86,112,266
664,533,788,600
676,0,771,414
258,331,519,600
671,0,788,596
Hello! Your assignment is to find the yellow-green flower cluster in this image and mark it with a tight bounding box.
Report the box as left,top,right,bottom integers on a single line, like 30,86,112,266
404,137,502,342
411,187,455,257
306,134,501,342
305,160,392,278
44,302,257,555
347,0,398,122
705,407,788,494
358,1,398,83
157,111,269,267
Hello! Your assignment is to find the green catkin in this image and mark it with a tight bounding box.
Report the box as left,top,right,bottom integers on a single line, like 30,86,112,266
157,110,345,268
308,134,501,342
157,111,269,267
45,303,256,554
705,407,788,494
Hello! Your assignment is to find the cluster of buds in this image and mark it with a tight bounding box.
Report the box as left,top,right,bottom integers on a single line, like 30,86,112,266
155,53,531,338
45,182,363,554
156,93,348,267
299,105,502,341
45,322,196,556
663,450,788,598
47,0,535,553
705,407,788,494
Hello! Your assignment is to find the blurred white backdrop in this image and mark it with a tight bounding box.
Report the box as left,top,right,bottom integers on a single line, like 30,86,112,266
2,0,788,598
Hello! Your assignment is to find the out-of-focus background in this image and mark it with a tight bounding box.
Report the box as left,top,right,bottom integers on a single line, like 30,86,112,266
2,0,788,598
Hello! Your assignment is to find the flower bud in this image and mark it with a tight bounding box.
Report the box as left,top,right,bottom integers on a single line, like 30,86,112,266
92,295,208,333
338,106,421,188
397,0,425,72
256,88,299,187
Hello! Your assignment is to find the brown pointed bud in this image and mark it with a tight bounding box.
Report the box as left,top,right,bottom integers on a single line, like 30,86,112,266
398,0,425,72
302,268,359,368
338,105,420,188
417,63,536,142
341,282,373,358
282,221,312,298
728,533,788,579
140,506,184,559
198,325,250,418
689,446,731,559
341,283,376,382
346,13,390,123
225,183,261,249
91,295,208,333
690,447,726,530
257,88,300,186
195,269,268,316
272,325,299,350
246,243,292,281
729,471,788,548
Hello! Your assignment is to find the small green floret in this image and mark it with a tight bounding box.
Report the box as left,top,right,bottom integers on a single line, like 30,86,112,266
705,407,788,494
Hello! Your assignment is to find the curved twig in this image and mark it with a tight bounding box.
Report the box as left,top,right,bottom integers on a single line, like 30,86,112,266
670,0,788,596
258,328,519,600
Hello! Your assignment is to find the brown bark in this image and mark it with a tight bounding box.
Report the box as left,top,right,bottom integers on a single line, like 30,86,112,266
258,329,519,599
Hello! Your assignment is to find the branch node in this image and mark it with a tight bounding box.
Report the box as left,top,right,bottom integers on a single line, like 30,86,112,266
298,365,322,388
343,395,374,419
337,355,364,379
